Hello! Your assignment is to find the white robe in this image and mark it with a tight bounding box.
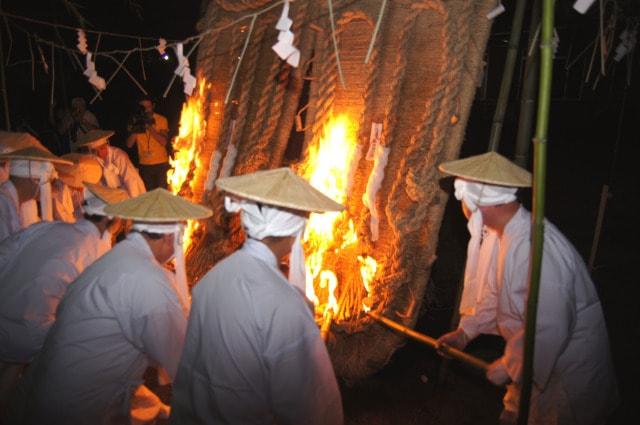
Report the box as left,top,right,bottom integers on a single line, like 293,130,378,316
101,146,146,198
0,219,109,363
458,207,618,425
0,181,21,242
170,238,343,425
12,232,186,425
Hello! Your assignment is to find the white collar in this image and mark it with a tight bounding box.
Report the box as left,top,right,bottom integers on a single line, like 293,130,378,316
241,238,278,269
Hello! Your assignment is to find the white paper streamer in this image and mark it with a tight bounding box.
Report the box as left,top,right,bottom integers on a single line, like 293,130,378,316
573,0,596,14
272,0,300,67
486,3,505,20
219,143,238,179
156,38,167,55
614,28,637,62
174,43,197,96
76,29,88,55
83,53,106,91
204,149,222,191
366,122,383,161
362,144,390,242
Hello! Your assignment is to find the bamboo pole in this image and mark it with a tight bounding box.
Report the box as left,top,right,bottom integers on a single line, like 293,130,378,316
487,0,528,151
514,0,541,167
517,0,555,423
367,311,489,372
0,2,10,130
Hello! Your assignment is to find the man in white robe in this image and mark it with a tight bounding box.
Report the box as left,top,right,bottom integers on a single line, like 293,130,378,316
170,167,344,425
0,184,127,409
0,147,71,242
52,153,103,223
75,129,146,198
436,152,618,425
8,189,211,425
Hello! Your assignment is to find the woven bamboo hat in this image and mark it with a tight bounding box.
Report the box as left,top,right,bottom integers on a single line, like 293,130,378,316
0,146,73,165
0,131,45,153
84,182,129,205
103,188,213,222
55,154,102,189
216,167,345,213
438,151,531,187
75,130,114,149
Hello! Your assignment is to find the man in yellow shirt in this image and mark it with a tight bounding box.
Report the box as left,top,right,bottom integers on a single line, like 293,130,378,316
126,97,170,190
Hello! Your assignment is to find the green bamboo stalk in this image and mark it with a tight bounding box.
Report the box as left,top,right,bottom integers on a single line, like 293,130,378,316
513,0,541,167
517,0,555,424
487,0,528,151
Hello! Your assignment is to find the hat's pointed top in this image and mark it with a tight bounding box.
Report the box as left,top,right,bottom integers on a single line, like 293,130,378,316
216,167,345,213
438,151,532,187
84,183,129,205
103,188,213,222
0,131,45,153
0,146,73,165
75,130,115,149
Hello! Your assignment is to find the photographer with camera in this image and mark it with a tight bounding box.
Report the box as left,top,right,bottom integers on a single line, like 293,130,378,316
126,97,170,190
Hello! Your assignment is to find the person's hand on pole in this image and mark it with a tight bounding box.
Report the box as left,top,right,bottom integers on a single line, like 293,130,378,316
435,328,470,357
486,357,511,386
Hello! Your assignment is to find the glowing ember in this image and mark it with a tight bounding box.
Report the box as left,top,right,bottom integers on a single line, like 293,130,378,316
300,114,380,323
168,79,209,253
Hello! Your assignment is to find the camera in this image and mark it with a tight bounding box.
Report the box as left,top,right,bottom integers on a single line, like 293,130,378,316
128,105,155,133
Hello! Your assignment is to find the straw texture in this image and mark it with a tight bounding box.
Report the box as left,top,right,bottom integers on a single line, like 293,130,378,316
0,131,45,153
216,167,344,213
438,151,532,187
0,147,73,165
84,183,130,205
104,188,213,221
74,130,115,149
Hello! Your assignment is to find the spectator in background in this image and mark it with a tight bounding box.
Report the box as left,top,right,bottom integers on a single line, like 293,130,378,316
126,97,170,190
55,98,100,154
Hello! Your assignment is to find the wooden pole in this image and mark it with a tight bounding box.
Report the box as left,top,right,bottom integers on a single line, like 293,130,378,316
0,2,11,130
514,0,541,167
517,0,554,423
367,311,489,372
487,0,528,151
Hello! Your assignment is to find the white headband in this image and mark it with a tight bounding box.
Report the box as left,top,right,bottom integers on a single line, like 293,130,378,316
224,197,306,239
453,178,517,212
132,222,181,234
225,196,308,292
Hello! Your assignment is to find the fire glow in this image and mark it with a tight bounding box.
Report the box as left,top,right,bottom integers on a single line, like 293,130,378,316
168,78,209,253
300,115,379,324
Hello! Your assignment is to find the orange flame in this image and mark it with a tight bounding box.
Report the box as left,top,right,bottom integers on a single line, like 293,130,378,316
300,114,379,323
168,79,209,253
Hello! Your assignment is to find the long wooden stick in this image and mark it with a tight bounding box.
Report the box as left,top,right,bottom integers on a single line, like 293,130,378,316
367,311,489,372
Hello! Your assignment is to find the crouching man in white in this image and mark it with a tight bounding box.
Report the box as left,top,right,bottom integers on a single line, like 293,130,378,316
0,183,127,409
436,152,618,425
7,188,212,425
170,168,344,425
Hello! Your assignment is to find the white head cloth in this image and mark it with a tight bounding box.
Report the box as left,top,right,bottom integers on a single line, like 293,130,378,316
225,196,307,291
132,222,190,314
82,187,109,217
9,159,57,221
454,178,518,315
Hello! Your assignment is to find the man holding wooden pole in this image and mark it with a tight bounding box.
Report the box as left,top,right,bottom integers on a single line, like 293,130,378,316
436,152,618,425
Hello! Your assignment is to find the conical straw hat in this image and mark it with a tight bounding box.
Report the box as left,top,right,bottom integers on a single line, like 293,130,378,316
84,183,129,205
0,131,45,153
75,130,114,149
438,151,531,187
103,188,213,222
216,167,345,213
56,154,102,188
0,146,73,165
